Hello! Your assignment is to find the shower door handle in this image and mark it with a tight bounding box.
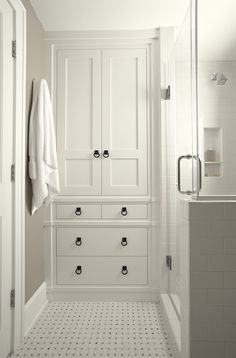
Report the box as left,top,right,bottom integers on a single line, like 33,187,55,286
177,155,202,195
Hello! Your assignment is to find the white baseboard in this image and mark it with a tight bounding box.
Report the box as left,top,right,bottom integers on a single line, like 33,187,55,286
160,294,181,358
47,287,159,302
24,282,48,336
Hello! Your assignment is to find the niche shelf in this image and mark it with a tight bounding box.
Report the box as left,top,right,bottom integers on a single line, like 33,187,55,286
204,127,223,177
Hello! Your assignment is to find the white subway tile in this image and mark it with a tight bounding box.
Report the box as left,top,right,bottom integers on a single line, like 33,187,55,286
191,305,223,324
191,322,207,341
207,255,236,272
224,273,236,289
191,254,208,272
191,272,223,289
225,342,236,358
207,289,236,306
224,203,236,220
223,307,236,323
191,341,225,358
223,324,236,342
206,324,225,341
191,289,208,308
224,238,236,254
191,237,224,254
190,203,224,221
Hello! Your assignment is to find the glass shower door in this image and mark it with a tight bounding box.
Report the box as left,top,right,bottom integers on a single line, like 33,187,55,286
165,0,198,314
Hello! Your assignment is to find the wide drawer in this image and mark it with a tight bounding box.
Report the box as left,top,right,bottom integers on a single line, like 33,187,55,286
56,204,101,219
57,257,147,285
57,227,148,256
102,204,148,219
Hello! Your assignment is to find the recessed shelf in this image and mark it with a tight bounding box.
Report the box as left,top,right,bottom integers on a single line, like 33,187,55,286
204,127,223,177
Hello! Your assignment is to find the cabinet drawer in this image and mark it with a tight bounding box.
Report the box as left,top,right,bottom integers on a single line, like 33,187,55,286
102,204,148,219
56,204,101,219
57,227,147,256
57,257,147,285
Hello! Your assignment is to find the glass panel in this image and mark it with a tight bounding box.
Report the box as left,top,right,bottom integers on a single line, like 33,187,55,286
165,0,198,315
197,0,236,195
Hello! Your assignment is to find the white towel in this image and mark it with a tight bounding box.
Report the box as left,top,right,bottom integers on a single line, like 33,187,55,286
29,79,60,215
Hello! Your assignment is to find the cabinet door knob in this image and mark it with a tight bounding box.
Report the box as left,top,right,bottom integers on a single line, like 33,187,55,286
75,207,82,216
103,150,109,158
121,207,128,216
121,265,128,275
75,265,82,275
75,237,82,246
121,237,128,246
93,150,100,158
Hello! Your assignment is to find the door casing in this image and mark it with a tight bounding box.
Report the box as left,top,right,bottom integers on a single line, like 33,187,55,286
4,0,26,352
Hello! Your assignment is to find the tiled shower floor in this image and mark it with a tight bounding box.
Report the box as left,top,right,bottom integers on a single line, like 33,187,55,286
12,302,174,357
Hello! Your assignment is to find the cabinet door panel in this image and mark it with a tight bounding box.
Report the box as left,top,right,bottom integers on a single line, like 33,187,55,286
102,49,148,195
57,49,101,195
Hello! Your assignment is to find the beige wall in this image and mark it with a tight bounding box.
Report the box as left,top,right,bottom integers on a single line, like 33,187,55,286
21,0,45,303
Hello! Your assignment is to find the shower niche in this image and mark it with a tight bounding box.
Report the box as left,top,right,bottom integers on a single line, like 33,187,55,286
204,127,223,177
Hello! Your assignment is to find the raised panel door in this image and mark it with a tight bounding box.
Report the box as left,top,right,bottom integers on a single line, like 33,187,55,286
57,49,102,195
102,48,148,196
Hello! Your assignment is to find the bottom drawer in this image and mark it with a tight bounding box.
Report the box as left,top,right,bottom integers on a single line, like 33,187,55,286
57,257,147,285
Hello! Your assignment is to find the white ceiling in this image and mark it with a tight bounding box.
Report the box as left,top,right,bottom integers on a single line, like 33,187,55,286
29,0,190,31
29,0,236,60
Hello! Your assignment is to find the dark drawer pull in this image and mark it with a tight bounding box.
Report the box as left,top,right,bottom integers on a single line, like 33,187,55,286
121,265,128,275
121,237,128,246
75,265,82,275
103,150,109,158
93,150,100,158
121,207,128,216
75,207,82,216
75,237,82,246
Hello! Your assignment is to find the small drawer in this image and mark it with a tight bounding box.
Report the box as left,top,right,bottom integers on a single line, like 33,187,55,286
57,257,147,285
102,204,148,220
57,227,148,256
56,204,101,219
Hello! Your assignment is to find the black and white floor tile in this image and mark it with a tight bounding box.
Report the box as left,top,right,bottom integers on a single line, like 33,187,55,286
12,302,174,357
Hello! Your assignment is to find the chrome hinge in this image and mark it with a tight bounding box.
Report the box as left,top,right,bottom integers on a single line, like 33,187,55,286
165,85,171,100
166,255,172,271
12,40,16,58
11,164,15,182
10,289,15,308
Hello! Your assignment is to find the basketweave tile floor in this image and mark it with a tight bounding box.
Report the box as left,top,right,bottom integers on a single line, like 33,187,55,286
12,302,174,358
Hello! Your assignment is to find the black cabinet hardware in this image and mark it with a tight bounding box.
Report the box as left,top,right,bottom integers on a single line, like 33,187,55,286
75,207,82,216
103,150,109,158
75,237,82,246
121,265,128,275
121,207,128,216
121,237,128,246
93,150,100,158
75,265,82,275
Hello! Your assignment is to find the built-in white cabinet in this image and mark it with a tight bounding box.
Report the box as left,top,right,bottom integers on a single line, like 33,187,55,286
44,32,158,301
56,48,148,196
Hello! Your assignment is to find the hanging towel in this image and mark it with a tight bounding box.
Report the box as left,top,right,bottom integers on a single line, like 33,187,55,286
29,79,60,215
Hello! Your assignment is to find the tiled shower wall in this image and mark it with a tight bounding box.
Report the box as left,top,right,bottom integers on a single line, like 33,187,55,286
199,60,236,195
181,200,236,358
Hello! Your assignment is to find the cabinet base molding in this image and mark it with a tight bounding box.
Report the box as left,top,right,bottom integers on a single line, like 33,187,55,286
47,287,159,302
24,282,48,336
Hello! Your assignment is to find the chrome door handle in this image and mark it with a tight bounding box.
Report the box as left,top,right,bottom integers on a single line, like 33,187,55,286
177,155,202,194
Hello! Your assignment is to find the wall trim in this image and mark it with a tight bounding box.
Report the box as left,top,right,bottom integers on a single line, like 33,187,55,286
44,29,159,41
7,0,26,350
47,287,159,302
24,282,48,336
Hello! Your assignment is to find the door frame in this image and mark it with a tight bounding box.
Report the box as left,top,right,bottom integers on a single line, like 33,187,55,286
7,0,26,351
